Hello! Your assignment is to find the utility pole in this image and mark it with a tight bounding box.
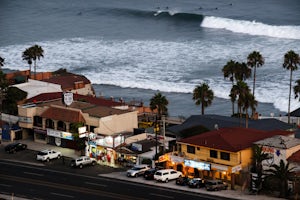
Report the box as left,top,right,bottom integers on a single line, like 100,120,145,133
162,115,166,153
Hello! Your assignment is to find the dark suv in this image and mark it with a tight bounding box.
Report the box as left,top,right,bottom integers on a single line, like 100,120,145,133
188,178,206,188
5,142,27,154
143,168,158,180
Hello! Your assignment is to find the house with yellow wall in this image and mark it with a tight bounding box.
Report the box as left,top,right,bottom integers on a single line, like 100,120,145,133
159,127,294,188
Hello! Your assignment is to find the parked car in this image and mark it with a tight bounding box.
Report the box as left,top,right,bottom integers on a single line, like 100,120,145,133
205,179,228,191
36,149,62,162
175,176,190,186
126,164,150,177
143,168,158,180
70,156,97,168
4,142,27,154
188,178,206,188
154,169,182,183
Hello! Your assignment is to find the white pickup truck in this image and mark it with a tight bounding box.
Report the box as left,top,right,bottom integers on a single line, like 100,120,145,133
70,156,97,168
36,149,62,162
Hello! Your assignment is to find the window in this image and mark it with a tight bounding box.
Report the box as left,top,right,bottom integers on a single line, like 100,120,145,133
187,145,195,154
33,116,42,127
46,119,54,128
57,121,66,131
220,152,230,161
210,150,218,158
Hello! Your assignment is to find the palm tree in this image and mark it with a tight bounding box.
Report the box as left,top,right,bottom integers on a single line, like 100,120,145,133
0,70,9,112
241,92,257,127
231,81,251,118
192,83,214,115
247,51,264,98
222,60,238,115
294,79,300,101
234,62,251,82
22,48,33,77
251,144,270,193
283,50,300,124
266,159,295,198
0,56,4,68
222,60,237,84
150,92,169,120
29,45,44,80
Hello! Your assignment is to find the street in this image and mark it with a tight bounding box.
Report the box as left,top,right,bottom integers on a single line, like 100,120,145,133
0,148,235,200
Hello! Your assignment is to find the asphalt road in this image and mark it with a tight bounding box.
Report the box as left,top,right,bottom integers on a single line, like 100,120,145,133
0,148,235,200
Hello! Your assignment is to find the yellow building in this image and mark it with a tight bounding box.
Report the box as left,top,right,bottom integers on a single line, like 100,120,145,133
160,127,294,187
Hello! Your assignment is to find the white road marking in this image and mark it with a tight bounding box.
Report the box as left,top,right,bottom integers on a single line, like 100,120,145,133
51,192,74,198
24,172,44,176
85,181,107,187
149,193,174,199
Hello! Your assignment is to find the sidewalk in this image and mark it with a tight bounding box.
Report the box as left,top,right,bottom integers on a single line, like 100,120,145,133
99,171,284,200
1,140,284,200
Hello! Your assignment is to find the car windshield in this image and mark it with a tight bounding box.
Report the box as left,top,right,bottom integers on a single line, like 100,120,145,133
38,152,48,155
155,172,162,176
206,181,216,185
132,167,143,170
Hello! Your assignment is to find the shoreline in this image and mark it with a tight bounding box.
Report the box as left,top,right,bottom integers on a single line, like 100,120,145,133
92,84,286,118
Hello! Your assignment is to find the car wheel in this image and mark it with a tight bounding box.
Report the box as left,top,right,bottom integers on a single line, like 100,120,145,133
135,173,138,178
79,164,83,169
92,161,96,166
57,155,61,159
46,158,50,162
165,178,169,183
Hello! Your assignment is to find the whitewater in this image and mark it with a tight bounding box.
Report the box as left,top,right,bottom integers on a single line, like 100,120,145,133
0,0,300,117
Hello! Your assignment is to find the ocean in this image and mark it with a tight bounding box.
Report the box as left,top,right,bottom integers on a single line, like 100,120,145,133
0,0,300,118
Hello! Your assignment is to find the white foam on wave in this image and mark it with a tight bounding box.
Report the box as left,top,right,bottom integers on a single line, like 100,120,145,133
201,16,300,40
0,37,299,112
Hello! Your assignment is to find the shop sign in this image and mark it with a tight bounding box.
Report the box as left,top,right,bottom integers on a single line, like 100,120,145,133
61,131,73,140
211,163,228,171
184,159,210,170
158,155,168,163
78,126,86,134
96,136,113,148
47,128,61,138
63,92,73,106
55,137,61,146
170,155,184,163
231,164,242,173
262,146,274,154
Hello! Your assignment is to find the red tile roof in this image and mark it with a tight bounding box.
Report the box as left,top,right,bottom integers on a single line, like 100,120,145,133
25,92,123,107
287,150,300,163
178,127,294,152
41,106,86,123
41,73,90,90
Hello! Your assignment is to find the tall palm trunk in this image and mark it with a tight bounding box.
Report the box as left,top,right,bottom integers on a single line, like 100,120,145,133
253,66,257,97
288,70,292,124
34,60,37,80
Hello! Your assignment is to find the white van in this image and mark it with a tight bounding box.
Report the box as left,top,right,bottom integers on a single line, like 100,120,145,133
154,169,182,182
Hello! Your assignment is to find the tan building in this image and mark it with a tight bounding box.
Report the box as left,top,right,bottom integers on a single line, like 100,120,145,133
18,92,138,167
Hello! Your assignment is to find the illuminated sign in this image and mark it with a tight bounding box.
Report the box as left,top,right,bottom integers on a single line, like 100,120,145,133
184,159,210,170
61,131,73,140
